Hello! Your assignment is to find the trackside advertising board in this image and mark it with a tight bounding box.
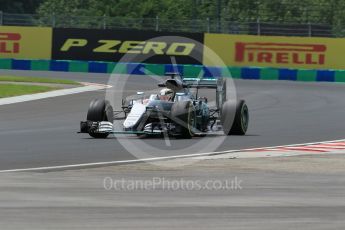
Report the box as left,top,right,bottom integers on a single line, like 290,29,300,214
1,25,345,71
0,26,52,59
52,28,204,64
203,33,345,70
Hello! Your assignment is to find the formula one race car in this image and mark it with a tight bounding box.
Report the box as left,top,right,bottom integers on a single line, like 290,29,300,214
79,73,249,139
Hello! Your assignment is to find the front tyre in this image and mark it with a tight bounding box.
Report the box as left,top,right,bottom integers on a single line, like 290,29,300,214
171,101,195,139
87,99,113,138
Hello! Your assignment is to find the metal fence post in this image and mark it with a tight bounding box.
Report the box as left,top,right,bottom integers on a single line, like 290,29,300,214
308,22,312,37
257,18,261,35
155,15,159,31
103,14,106,29
206,17,210,33
0,11,3,25
216,0,221,33
51,13,56,27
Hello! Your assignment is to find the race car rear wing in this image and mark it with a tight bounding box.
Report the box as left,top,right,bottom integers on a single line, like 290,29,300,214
183,77,227,110
161,72,221,89
158,77,222,89
182,78,218,89
160,73,227,110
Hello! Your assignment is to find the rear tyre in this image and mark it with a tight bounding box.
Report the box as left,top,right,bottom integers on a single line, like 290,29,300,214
171,101,195,139
87,99,113,138
222,100,249,135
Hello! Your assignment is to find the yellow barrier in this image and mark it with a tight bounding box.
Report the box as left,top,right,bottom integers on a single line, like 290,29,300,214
203,33,345,70
1,25,345,71
0,26,52,59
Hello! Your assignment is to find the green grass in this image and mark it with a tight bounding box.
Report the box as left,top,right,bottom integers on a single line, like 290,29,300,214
0,75,80,85
0,84,59,98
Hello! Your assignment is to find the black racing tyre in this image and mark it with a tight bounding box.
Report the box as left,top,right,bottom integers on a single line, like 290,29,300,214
87,99,113,138
171,101,195,139
222,100,249,135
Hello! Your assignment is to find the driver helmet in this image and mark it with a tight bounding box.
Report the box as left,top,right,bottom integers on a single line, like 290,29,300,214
159,88,174,101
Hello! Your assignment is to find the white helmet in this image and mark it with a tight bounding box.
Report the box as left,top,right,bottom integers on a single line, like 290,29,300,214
160,88,173,96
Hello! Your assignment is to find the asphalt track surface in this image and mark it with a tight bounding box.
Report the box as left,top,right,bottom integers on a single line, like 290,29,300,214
2,156,345,230
1,70,345,170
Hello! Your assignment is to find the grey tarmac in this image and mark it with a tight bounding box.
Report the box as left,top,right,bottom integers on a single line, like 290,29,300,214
1,70,345,229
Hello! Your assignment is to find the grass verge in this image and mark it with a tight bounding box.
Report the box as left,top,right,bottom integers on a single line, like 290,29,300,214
0,75,80,85
0,84,59,98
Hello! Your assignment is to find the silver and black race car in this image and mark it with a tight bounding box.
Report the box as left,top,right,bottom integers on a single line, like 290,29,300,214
79,72,249,139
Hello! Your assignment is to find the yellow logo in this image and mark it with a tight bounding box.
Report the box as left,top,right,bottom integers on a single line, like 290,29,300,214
60,39,195,56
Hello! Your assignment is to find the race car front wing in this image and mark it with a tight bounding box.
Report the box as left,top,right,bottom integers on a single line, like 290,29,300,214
79,121,163,135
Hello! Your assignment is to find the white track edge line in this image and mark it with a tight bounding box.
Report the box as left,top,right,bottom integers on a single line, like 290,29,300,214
0,82,112,106
1,138,345,173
